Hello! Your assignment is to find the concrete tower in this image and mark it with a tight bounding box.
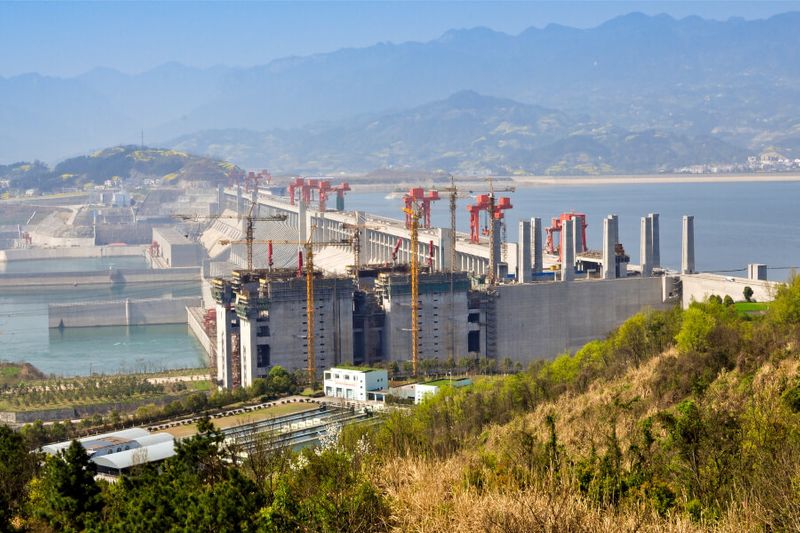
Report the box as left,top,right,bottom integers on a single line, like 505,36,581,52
610,214,619,245
532,217,543,273
649,213,660,269
682,215,695,274
602,216,615,280
640,216,653,277
517,220,531,283
561,218,575,282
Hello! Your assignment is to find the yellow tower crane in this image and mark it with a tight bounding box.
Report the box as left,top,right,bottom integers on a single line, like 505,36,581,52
220,233,353,386
403,202,423,377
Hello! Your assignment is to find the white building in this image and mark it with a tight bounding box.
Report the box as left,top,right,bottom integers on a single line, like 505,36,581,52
414,378,472,404
324,366,389,402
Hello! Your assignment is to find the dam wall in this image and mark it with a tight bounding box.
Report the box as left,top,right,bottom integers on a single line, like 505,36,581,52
681,273,780,308
493,276,675,362
0,245,147,262
0,267,200,288
49,296,203,328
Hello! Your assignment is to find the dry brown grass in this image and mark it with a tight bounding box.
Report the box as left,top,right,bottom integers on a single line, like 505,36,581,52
372,351,800,532
377,455,706,532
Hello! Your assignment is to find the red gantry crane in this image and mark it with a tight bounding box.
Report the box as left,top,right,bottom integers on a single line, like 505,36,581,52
545,213,588,260
403,188,440,229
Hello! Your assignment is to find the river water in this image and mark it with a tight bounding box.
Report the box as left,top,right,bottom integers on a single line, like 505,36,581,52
0,262,205,376
345,181,800,276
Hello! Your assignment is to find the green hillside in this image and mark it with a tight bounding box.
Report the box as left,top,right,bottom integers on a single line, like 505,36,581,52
0,146,241,192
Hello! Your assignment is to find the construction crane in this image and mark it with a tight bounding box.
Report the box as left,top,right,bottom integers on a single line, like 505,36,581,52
175,200,287,271
402,187,440,229
220,234,353,385
465,178,515,284
402,201,423,377
433,175,459,273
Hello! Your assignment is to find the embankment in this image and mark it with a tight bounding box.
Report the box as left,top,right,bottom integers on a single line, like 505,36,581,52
0,245,147,262
49,296,202,328
0,267,200,288
187,306,214,358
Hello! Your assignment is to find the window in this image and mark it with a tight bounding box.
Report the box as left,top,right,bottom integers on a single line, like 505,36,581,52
257,325,270,337
324,372,331,380
257,345,270,367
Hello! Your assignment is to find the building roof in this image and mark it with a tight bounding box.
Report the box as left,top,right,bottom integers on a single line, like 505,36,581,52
420,378,472,388
42,428,150,455
153,226,193,245
329,365,385,373
92,439,176,471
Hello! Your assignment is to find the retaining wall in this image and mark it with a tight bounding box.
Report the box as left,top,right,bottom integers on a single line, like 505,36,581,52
187,307,213,358
0,245,147,262
681,273,781,308
49,296,202,328
0,267,200,288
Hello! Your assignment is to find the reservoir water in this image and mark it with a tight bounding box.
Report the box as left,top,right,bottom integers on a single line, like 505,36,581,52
346,181,800,276
0,262,205,376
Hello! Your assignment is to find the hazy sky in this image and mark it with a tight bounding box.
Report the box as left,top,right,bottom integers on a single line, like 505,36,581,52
2,1,798,77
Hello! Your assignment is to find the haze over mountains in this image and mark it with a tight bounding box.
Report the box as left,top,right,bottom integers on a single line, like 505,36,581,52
2,12,800,174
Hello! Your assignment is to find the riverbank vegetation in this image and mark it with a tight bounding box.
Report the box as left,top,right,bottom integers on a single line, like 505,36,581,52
4,277,800,530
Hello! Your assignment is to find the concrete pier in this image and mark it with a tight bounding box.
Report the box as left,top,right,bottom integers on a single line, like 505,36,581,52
561,218,575,282
517,220,531,283
491,219,502,278
682,215,695,275
640,216,653,277
532,217,543,273
602,216,615,279
298,199,308,244
649,213,660,268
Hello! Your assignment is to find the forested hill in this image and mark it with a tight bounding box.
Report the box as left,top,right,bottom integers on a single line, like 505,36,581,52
5,277,800,530
0,146,241,192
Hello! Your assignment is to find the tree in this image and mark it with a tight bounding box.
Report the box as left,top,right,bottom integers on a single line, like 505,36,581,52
744,286,754,303
0,425,37,529
31,440,101,532
723,295,734,307
675,307,716,354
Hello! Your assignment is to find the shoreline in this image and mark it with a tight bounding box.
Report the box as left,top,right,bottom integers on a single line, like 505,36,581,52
348,173,800,193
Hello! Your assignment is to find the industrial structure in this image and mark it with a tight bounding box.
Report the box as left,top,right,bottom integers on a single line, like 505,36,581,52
196,182,703,388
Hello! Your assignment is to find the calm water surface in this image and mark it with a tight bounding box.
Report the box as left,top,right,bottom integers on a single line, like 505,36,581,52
346,181,800,276
0,262,205,376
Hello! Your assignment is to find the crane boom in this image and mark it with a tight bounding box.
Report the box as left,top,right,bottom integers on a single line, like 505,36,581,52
220,235,352,385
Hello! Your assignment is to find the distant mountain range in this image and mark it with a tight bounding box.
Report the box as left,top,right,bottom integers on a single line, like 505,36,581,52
168,91,746,174
2,12,799,173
